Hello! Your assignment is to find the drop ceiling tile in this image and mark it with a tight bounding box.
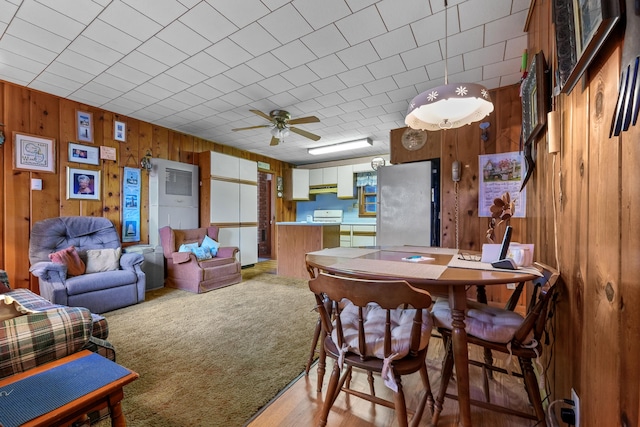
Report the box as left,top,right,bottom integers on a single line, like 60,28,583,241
382,100,408,114
505,35,528,59
204,74,243,94
135,81,175,100
178,0,200,7
267,91,299,107
17,0,84,40
272,40,317,69
224,64,264,86
143,103,179,117
69,89,112,106
464,42,506,70
387,85,418,102
106,62,153,85
29,79,72,97
336,42,380,69
229,23,281,57
316,92,346,107
131,109,166,123
485,10,528,45
368,55,406,79
359,105,386,118
186,83,222,100
108,96,147,111
237,83,274,101
184,51,229,77
166,63,208,85
335,6,386,46
371,25,417,59
392,66,428,88
137,37,189,67
8,18,70,52
300,25,349,58
209,0,270,29
156,97,190,112
358,116,382,127
122,0,187,26
311,75,347,95
292,0,351,30
83,20,141,55
425,55,463,79
259,4,313,45
120,89,162,106
32,71,83,92
483,57,521,79
338,66,375,87
345,0,378,12
400,42,442,70
219,91,253,107
121,51,169,77
281,65,319,86
459,0,512,31
411,9,458,47
0,34,56,64
364,76,398,95
36,0,105,24
100,99,143,115
149,73,191,93
258,75,295,94
82,81,125,99
246,53,288,78
377,0,430,31
179,2,238,44
0,1,19,23
93,72,138,93
68,36,124,66
188,104,219,117
205,39,253,68
170,90,206,107
339,85,370,101
56,49,109,76
512,0,531,13
499,72,521,87
340,99,366,113
307,55,348,79
444,27,484,57
157,21,212,56
98,2,162,41
45,61,94,84
362,93,392,108
289,83,323,101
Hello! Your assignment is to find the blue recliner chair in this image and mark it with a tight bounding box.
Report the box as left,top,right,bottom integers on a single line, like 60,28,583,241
29,216,145,313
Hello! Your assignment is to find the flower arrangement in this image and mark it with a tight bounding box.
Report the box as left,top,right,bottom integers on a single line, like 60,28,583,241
486,192,515,243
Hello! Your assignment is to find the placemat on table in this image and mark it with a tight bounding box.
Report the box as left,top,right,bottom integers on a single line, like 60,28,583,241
329,258,447,279
307,247,380,258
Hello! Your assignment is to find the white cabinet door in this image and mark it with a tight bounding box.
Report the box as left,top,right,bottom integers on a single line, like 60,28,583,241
211,152,238,178
240,183,257,223
323,167,338,184
309,169,323,186
240,226,258,265
337,165,354,198
287,169,310,200
210,180,239,223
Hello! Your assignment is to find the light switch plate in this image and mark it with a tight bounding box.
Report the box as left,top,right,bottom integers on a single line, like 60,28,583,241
31,178,42,190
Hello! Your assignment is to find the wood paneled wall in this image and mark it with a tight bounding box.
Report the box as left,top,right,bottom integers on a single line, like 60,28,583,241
0,81,297,293
526,1,639,425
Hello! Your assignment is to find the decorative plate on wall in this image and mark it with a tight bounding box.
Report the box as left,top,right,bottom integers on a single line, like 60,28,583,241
401,128,427,151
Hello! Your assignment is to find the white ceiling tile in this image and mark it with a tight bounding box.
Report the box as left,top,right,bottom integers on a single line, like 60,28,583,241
205,39,253,68
188,104,220,117
0,68,35,86
300,25,349,58
362,93,392,108
45,61,94,84
98,2,162,41
0,1,19,23
156,97,190,112
82,81,125,99
512,0,531,13
484,10,528,45
483,57,522,79
316,92,346,107
93,72,138,93
359,105,386,118
340,99,366,113
17,0,84,40
180,2,238,44
246,53,288,78
336,42,380,69
120,50,169,76
371,26,417,59
157,21,211,56
36,0,105,24
464,42,506,70
31,72,82,92
68,36,124,66
137,37,189,67
367,55,406,79
205,74,243,94
307,55,348,79
177,0,200,8
82,20,141,55
100,99,142,115
259,4,313,45
364,76,398,95
56,49,109,76
499,72,521,87
411,9,458,47
377,0,430,31
271,40,317,68
459,0,512,32
267,91,299,107
224,64,264,86
289,84,323,101
165,63,208,85
183,52,229,78
122,0,187,26
106,62,153,85
8,18,70,52
69,88,112,106
400,42,442,70
143,103,179,117
259,75,295,94
0,34,56,64
131,109,166,122
335,6,386,45
311,75,347,95
392,66,429,87
135,81,174,100
338,66,375,87
339,85,370,101
480,76,502,89
444,27,484,57
229,22,280,57
186,83,223,100
149,73,191,93
387,85,418,102
219,91,253,107
237,83,274,101
120,89,162,105
292,0,351,30
208,0,270,28
170,90,206,107
345,0,378,12
425,55,464,79
505,35,528,59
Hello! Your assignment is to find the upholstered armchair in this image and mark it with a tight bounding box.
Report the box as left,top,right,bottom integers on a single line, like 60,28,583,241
159,225,241,293
29,216,145,314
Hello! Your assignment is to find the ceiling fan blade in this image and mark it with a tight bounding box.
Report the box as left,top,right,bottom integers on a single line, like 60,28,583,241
290,126,321,141
232,125,270,131
249,109,273,121
270,136,279,146
288,115,320,125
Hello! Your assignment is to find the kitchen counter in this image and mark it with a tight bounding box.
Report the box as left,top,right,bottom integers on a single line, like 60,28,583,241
276,223,340,279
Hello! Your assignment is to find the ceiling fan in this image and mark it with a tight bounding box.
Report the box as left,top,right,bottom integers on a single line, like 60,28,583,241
232,109,321,146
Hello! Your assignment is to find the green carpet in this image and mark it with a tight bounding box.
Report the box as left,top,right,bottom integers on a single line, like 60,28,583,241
99,271,317,427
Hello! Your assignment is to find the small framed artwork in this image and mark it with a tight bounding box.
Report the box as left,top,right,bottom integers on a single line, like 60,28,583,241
67,167,101,200
521,52,549,146
76,110,94,143
68,142,99,165
114,120,126,142
13,132,56,173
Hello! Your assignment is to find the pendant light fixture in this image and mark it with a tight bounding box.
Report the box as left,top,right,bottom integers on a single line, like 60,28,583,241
405,0,494,131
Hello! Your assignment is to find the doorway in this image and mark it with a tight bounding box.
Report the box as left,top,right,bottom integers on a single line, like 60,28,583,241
257,171,273,260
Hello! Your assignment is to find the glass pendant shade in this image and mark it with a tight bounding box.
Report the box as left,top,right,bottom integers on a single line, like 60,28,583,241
270,126,290,139
405,83,494,131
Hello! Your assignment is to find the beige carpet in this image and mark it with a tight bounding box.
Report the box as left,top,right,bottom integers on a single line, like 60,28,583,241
98,269,317,427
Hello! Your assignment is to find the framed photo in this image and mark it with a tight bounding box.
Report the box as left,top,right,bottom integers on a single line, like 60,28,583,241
76,110,94,143
521,52,549,146
114,120,126,142
68,142,99,165
67,167,101,200
556,0,621,94
13,132,56,173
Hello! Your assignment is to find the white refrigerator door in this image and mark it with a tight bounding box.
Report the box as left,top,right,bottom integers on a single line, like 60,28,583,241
376,161,432,247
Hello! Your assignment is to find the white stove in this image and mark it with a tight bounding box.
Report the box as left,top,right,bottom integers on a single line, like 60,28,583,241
312,209,343,223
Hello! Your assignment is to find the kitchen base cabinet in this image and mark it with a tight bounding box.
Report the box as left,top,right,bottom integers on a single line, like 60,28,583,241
277,223,339,279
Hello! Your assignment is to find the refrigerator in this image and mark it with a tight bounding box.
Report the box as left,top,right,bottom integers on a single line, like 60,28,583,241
376,161,439,247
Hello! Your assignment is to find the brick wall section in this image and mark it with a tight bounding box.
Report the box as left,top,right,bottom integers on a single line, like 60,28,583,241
258,172,270,257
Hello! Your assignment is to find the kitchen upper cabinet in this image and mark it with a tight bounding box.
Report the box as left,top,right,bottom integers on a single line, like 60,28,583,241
285,168,310,200
337,165,355,199
309,167,337,186
352,162,375,173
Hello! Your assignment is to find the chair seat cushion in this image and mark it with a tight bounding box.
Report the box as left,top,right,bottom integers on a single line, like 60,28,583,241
65,270,137,296
332,302,433,359
432,297,528,344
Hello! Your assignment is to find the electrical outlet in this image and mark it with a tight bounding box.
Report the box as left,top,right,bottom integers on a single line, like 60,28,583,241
506,282,516,290
571,388,580,427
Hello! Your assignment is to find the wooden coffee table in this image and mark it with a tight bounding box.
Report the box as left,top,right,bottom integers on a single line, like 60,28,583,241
0,350,138,427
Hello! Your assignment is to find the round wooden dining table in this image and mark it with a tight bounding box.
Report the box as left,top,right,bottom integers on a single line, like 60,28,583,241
305,246,539,427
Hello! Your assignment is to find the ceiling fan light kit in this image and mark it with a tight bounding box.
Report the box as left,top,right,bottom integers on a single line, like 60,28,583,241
405,0,494,131
232,109,320,146
308,138,372,155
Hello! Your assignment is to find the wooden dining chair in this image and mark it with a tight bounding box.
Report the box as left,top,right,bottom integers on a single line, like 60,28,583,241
430,262,559,426
309,272,435,427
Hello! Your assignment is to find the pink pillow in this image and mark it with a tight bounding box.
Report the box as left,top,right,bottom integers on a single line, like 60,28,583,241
49,246,86,276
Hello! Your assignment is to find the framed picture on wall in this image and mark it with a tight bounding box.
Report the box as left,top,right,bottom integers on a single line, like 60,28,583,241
76,110,94,143
68,142,99,165
13,132,56,173
67,167,100,200
114,120,126,142
521,52,549,146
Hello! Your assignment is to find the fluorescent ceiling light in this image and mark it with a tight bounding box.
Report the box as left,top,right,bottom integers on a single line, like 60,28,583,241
308,138,372,155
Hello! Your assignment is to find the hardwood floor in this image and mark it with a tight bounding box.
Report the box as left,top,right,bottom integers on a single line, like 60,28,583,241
245,260,544,427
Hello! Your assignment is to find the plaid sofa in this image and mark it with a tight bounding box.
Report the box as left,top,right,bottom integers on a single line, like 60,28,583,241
0,287,115,379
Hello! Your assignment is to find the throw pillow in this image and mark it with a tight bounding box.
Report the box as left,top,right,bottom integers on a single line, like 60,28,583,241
192,246,212,261
0,294,37,322
49,246,86,276
85,248,121,274
178,242,199,253
201,235,220,257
